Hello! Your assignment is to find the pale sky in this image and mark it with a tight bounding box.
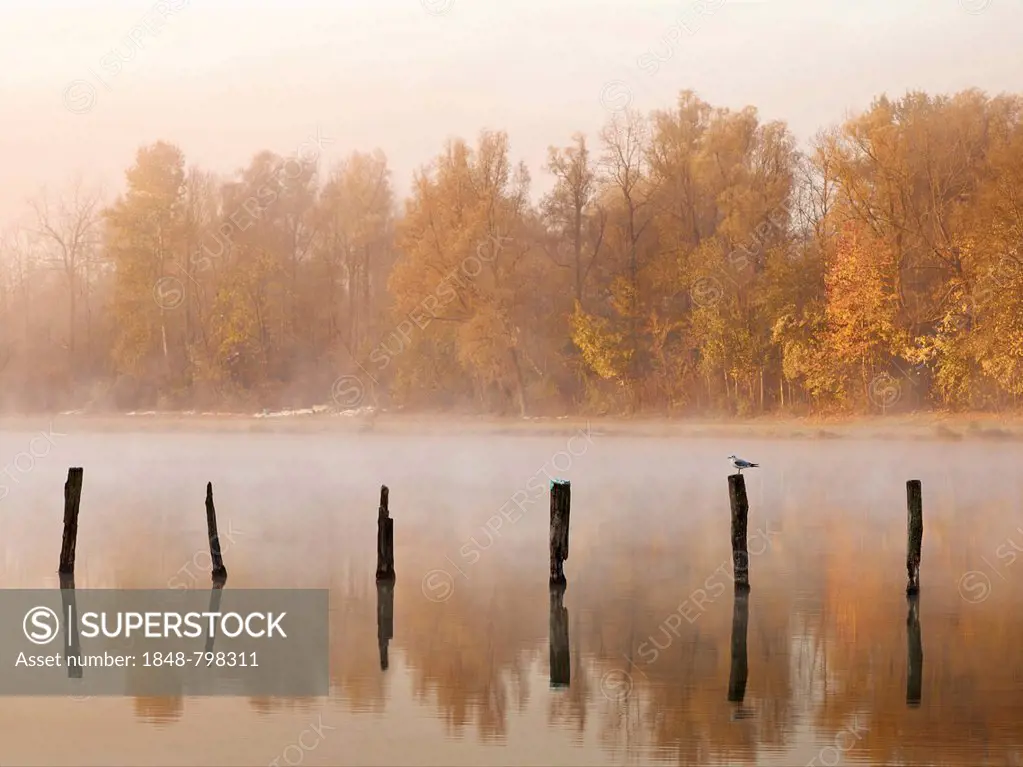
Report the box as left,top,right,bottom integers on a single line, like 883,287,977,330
0,0,1018,225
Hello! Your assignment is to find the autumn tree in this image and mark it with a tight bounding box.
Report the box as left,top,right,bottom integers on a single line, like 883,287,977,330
541,133,606,309
314,150,397,366
104,141,190,404
390,131,542,415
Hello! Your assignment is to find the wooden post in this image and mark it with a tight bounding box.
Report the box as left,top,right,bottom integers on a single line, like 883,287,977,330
59,573,82,679
549,480,570,587
205,482,228,579
906,480,923,594
58,468,84,575
906,594,922,706
727,591,749,702
376,486,395,582
549,586,570,687
728,474,750,592
376,581,394,671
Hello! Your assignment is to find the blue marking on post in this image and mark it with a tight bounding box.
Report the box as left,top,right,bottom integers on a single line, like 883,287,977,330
550,478,571,489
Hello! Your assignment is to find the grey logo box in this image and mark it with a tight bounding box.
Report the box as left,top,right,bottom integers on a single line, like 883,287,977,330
0,589,328,696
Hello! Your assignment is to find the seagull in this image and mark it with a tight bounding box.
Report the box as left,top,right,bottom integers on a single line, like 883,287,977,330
728,455,759,474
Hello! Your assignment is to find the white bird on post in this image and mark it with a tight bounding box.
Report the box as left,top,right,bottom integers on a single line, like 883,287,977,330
729,455,759,474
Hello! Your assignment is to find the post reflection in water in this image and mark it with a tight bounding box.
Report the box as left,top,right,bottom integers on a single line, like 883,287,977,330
204,573,227,653
727,589,749,709
59,572,83,679
907,593,922,707
549,585,570,688
377,581,394,671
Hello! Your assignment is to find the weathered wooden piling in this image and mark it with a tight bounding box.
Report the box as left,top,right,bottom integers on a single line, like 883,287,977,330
204,574,226,653
376,485,395,582
906,594,922,706
728,474,750,592
549,585,570,687
377,581,394,671
906,480,923,594
58,468,84,575
205,482,228,579
727,591,749,703
550,480,571,587
59,573,82,678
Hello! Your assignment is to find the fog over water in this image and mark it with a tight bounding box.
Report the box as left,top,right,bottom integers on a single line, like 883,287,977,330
0,423,1020,765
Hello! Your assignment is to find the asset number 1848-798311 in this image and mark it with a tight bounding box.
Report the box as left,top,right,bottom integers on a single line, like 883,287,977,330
142,651,259,667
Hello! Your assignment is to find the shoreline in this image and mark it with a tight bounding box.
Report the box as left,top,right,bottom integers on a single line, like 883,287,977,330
0,410,1021,440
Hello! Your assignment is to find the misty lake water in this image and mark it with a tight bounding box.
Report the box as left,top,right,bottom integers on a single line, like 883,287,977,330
0,420,1021,766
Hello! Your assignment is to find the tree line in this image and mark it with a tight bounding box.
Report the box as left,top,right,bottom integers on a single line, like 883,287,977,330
1,87,1021,415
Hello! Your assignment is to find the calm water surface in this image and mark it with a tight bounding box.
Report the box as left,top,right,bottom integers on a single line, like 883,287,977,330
0,424,1021,766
